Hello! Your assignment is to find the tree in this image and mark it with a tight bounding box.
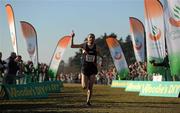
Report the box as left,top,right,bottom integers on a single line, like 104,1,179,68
119,37,123,42
57,60,65,76
125,35,132,42
108,33,117,38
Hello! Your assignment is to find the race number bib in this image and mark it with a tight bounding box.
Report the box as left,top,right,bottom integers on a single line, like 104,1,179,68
85,55,95,62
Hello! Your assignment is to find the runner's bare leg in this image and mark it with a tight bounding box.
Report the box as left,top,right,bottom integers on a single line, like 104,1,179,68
87,74,95,104
81,73,88,89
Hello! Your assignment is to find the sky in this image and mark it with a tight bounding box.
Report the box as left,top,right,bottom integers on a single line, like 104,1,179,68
0,0,144,64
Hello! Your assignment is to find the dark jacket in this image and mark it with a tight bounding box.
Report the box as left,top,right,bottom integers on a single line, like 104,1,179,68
153,55,170,68
7,57,19,75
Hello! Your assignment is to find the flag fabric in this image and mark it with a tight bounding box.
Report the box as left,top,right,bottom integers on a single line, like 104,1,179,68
144,0,166,74
164,0,180,76
106,37,129,80
20,21,38,68
49,35,71,78
129,17,145,62
6,4,18,54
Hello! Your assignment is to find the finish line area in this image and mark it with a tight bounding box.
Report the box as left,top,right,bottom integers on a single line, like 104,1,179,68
0,83,180,113
0,81,63,99
111,80,180,97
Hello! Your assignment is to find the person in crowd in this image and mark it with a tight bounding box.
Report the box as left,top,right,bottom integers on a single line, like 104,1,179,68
0,52,6,76
150,50,171,81
15,55,25,84
24,61,35,83
0,52,6,84
5,52,19,84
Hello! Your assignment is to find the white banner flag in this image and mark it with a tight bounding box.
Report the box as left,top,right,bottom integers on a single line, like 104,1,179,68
144,0,166,74
20,21,38,68
49,35,71,78
6,4,18,54
106,37,129,80
164,0,180,76
129,17,145,62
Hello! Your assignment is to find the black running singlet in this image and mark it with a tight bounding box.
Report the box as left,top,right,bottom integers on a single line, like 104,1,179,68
81,43,98,76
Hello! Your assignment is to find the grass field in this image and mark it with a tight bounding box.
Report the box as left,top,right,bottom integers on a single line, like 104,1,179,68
0,83,180,113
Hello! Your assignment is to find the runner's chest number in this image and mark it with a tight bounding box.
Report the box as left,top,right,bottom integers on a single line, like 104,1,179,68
85,55,95,62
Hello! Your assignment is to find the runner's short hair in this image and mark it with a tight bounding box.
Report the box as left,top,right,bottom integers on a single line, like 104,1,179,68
88,33,95,39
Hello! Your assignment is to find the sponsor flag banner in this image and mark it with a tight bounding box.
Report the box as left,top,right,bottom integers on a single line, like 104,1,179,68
49,35,71,78
144,0,166,74
164,0,180,76
106,37,129,80
20,21,38,68
129,17,145,62
6,4,18,54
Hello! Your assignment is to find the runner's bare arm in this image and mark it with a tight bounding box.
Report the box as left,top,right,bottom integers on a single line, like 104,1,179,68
71,32,83,48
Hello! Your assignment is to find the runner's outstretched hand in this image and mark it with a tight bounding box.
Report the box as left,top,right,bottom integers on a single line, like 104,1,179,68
71,30,75,38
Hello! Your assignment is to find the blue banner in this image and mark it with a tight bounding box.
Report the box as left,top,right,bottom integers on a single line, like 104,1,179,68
2,81,63,99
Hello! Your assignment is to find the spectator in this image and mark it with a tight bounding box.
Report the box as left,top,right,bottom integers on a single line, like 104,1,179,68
0,52,6,84
5,52,19,84
15,55,25,84
150,50,172,81
0,52,6,76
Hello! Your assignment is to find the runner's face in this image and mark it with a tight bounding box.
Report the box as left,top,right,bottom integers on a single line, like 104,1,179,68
87,35,95,44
